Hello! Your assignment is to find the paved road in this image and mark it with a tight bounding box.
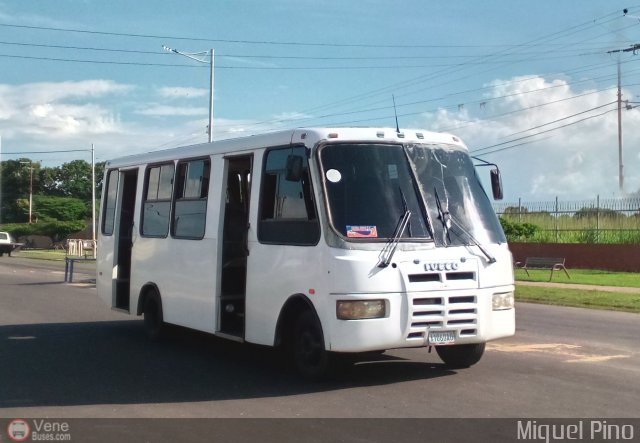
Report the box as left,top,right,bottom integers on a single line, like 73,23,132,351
0,257,638,418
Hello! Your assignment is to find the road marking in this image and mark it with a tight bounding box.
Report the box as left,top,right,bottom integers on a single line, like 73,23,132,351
487,342,629,363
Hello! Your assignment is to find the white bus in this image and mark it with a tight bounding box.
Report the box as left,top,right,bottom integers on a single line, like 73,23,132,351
97,127,515,378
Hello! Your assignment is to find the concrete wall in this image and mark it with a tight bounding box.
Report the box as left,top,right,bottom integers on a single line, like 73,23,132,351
509,243,640,272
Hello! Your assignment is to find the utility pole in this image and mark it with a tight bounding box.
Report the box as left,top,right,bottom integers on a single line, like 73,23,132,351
617,58,623,192
91,144,96,242
208,48,214,143
19,160,33,223
163,46,215,143
607,43,640,193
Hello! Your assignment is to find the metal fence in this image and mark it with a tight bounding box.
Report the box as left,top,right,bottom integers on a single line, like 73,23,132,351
493,196,640,243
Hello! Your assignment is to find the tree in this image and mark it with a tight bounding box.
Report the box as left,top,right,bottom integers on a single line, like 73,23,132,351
57,160,93,200
1,156,100,241
0,158,41,223
39,166,64,197
499,217,540,242
32,195,89,221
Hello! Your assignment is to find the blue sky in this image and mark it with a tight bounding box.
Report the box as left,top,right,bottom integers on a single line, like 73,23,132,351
1,0,640,201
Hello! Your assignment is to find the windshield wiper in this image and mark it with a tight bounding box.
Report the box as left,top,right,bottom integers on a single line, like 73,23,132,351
402,145,435,240
399,186,412,238
377,209,411,268
433,187,496,264
433,187,452,245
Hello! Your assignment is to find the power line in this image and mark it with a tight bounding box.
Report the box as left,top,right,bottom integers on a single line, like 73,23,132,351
312,11,626,104
0,21,631,49
1,149,91,154
0,39,611,60
211,64,640,132
472,107,618,155
0,52,608,70
496,101,617,139
437,86,619,133
0,53,201,68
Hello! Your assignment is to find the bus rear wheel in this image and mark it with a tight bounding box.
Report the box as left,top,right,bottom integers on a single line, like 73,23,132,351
435,342,485,368
143,292,165,341
293,310,334,380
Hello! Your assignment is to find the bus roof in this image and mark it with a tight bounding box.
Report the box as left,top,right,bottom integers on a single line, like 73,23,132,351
104,127,468,168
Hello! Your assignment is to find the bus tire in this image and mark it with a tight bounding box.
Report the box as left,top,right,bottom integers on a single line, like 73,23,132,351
293,310,334,380
143,291,165,341
435,342,485,369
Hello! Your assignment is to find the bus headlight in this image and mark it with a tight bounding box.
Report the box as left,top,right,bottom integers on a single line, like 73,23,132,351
492,291,514,310
337,300,386,320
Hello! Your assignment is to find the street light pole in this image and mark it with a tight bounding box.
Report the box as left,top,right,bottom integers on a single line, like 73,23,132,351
163,45,215,142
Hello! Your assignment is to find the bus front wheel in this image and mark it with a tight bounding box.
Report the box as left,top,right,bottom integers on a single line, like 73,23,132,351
293,310,333,380
143,292,165,341
435,342,485,368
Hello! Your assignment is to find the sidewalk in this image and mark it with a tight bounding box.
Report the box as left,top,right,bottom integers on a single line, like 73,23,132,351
516,280,639,293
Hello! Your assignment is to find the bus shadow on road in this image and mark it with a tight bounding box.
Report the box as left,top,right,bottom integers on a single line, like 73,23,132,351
0,320,455,408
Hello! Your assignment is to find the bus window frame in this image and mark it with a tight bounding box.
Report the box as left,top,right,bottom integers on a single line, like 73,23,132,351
257,145,321,246
140,161,175,239
171,156,211,240
101,168,120,236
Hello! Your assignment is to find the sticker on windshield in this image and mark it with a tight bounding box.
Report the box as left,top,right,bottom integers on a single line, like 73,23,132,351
326,169,342,183
346,225,378,238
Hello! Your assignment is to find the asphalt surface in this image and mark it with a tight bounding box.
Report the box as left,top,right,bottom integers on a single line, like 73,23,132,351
0,257,639,418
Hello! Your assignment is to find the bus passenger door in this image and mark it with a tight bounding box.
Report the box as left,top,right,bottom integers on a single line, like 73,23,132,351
219,155,252,337
113,169,138,311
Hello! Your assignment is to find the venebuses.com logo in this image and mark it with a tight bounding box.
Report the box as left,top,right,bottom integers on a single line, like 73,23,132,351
7,419,30,442
5,418,72,442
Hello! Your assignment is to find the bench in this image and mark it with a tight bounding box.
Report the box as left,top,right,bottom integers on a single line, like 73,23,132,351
516,257,570,281
64,256,96,283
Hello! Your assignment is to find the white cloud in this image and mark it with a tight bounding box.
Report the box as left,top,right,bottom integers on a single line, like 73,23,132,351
0,80,130,140
0,79,275,163
136,105,208,117
419,75,640,200
271,111,312,122
158,87,209,99
15,80,132,104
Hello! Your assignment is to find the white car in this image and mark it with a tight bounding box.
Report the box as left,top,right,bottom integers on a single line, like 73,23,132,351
0,231,20,257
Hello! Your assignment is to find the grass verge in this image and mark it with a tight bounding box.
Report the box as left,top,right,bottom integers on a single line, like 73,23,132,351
515,268,640,288
13,249,67,261
516,284,640,313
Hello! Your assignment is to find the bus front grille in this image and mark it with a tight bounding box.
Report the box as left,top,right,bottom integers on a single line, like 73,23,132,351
407,294,478,340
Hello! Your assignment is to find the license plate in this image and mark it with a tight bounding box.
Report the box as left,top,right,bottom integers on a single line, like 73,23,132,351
428,330,456,345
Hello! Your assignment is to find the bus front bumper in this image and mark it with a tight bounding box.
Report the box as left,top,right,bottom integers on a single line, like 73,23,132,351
325,287,515,352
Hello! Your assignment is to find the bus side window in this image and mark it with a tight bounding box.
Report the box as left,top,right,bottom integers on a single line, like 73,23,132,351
101,169,119,236
172,158,210,239
141,163,174,237
258,146,320,245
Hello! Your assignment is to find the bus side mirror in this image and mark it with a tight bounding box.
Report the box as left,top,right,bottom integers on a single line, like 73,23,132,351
285,155,304,182
490,168,503,200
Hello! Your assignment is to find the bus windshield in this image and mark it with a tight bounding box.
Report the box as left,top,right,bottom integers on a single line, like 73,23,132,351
319,142,505,245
